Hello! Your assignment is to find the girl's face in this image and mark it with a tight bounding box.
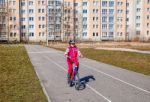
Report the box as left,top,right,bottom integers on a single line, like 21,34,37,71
70,43,75,47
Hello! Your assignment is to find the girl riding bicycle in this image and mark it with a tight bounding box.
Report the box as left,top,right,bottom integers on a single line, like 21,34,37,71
65,40,83,86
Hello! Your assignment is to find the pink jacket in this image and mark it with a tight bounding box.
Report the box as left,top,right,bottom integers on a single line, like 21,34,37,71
65,46,81,59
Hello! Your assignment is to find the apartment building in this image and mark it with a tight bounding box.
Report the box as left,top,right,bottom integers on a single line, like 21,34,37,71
8,0,20,41
101,0,115,41
48,0,62,41
1,0,150,42
0,0,8,41
114,0,127,41
19,0,47,42
63,0,115,41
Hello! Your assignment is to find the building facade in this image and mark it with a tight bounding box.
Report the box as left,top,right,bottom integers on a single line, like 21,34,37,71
0,0,150,42
0,0,9,41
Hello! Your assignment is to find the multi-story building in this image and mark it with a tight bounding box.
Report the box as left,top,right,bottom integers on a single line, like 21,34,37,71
0,0,9,41
48,0,62,41
114,0,127,41
101,0,115,41
8,0,20,41
125,0,150,41
0,0,150,42
20,0,47,42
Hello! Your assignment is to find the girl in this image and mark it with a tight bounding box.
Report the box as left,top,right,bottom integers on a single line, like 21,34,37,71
65,40,83,86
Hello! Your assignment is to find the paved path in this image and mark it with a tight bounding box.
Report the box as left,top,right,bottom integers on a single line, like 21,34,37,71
25,45,150,102
96,48,150,54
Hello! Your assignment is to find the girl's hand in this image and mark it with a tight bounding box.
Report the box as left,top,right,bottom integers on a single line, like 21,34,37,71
65,55,69,58
80,54,84,58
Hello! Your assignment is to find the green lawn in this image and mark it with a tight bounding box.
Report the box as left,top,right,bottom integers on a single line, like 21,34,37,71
53,47,150,76
0,45,47,102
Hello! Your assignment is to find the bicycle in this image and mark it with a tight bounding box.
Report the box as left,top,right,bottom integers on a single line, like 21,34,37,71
68,63,85,91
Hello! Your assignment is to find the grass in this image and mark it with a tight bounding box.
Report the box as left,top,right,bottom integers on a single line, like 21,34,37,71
52,47,150,76
0,45,47,102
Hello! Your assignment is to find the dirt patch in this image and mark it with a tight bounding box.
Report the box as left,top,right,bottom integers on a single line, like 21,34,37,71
46,42,150,51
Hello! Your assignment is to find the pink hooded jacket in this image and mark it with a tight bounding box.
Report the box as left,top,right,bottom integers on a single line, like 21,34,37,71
65,46,81,59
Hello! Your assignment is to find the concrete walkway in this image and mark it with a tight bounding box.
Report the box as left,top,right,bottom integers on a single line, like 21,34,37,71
96,47,150,54
25,45,150,102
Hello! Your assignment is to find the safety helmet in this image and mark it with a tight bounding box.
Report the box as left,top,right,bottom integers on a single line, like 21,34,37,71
69,40,75,44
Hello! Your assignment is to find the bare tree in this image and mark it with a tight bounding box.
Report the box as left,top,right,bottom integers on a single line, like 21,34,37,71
61,1,75,42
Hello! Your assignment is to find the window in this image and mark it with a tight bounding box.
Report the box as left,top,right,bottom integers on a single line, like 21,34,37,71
83,25,87,29
38,9,41,13
118,2,123,6
42,25,45,28
96,32,98,36
147,23,149,27
39,25,41,28
102,9,107,14
102,1,107,7
109,32,114,37
126,3,129,7
109,17,114,23
147,15,150,20
148,0,150,4
136,16,140,20
136,31,140,35
21,18,25,21
29,9,34,13
102,24,107,29
147,8,150,12
109,24,113,29
42,9,44,13
29,25,34,29
42,1,45,5
147,31,149,35
29,1,33,5
137,0,141,4
10,17,12,20
14,25,16,29
126,18,129,21
21,2,25,6
93,25,95,28
137,8,141,12
82,32,87,36
29,32,34,37
126,10,129,14
93,1,98,6
93,33,95,36
83,9,87,13
21,10,25,14
109,9,114,14
14,17,16,21
21,25,26,29
136,23,140,27
102,32,107,37
109,1,114,7
14,33,16,37
83,2,87,6
42,32,45,36
118,10,123,13
42,17,45,21
102,16,107,22
9,31,13,37
29,17,34,21
74,3,78,6
93,9,98,13
96,25,98,28
83,17,87,22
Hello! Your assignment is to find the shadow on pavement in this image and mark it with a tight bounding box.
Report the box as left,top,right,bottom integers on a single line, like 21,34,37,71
76,75,95,91
80,75,96,84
